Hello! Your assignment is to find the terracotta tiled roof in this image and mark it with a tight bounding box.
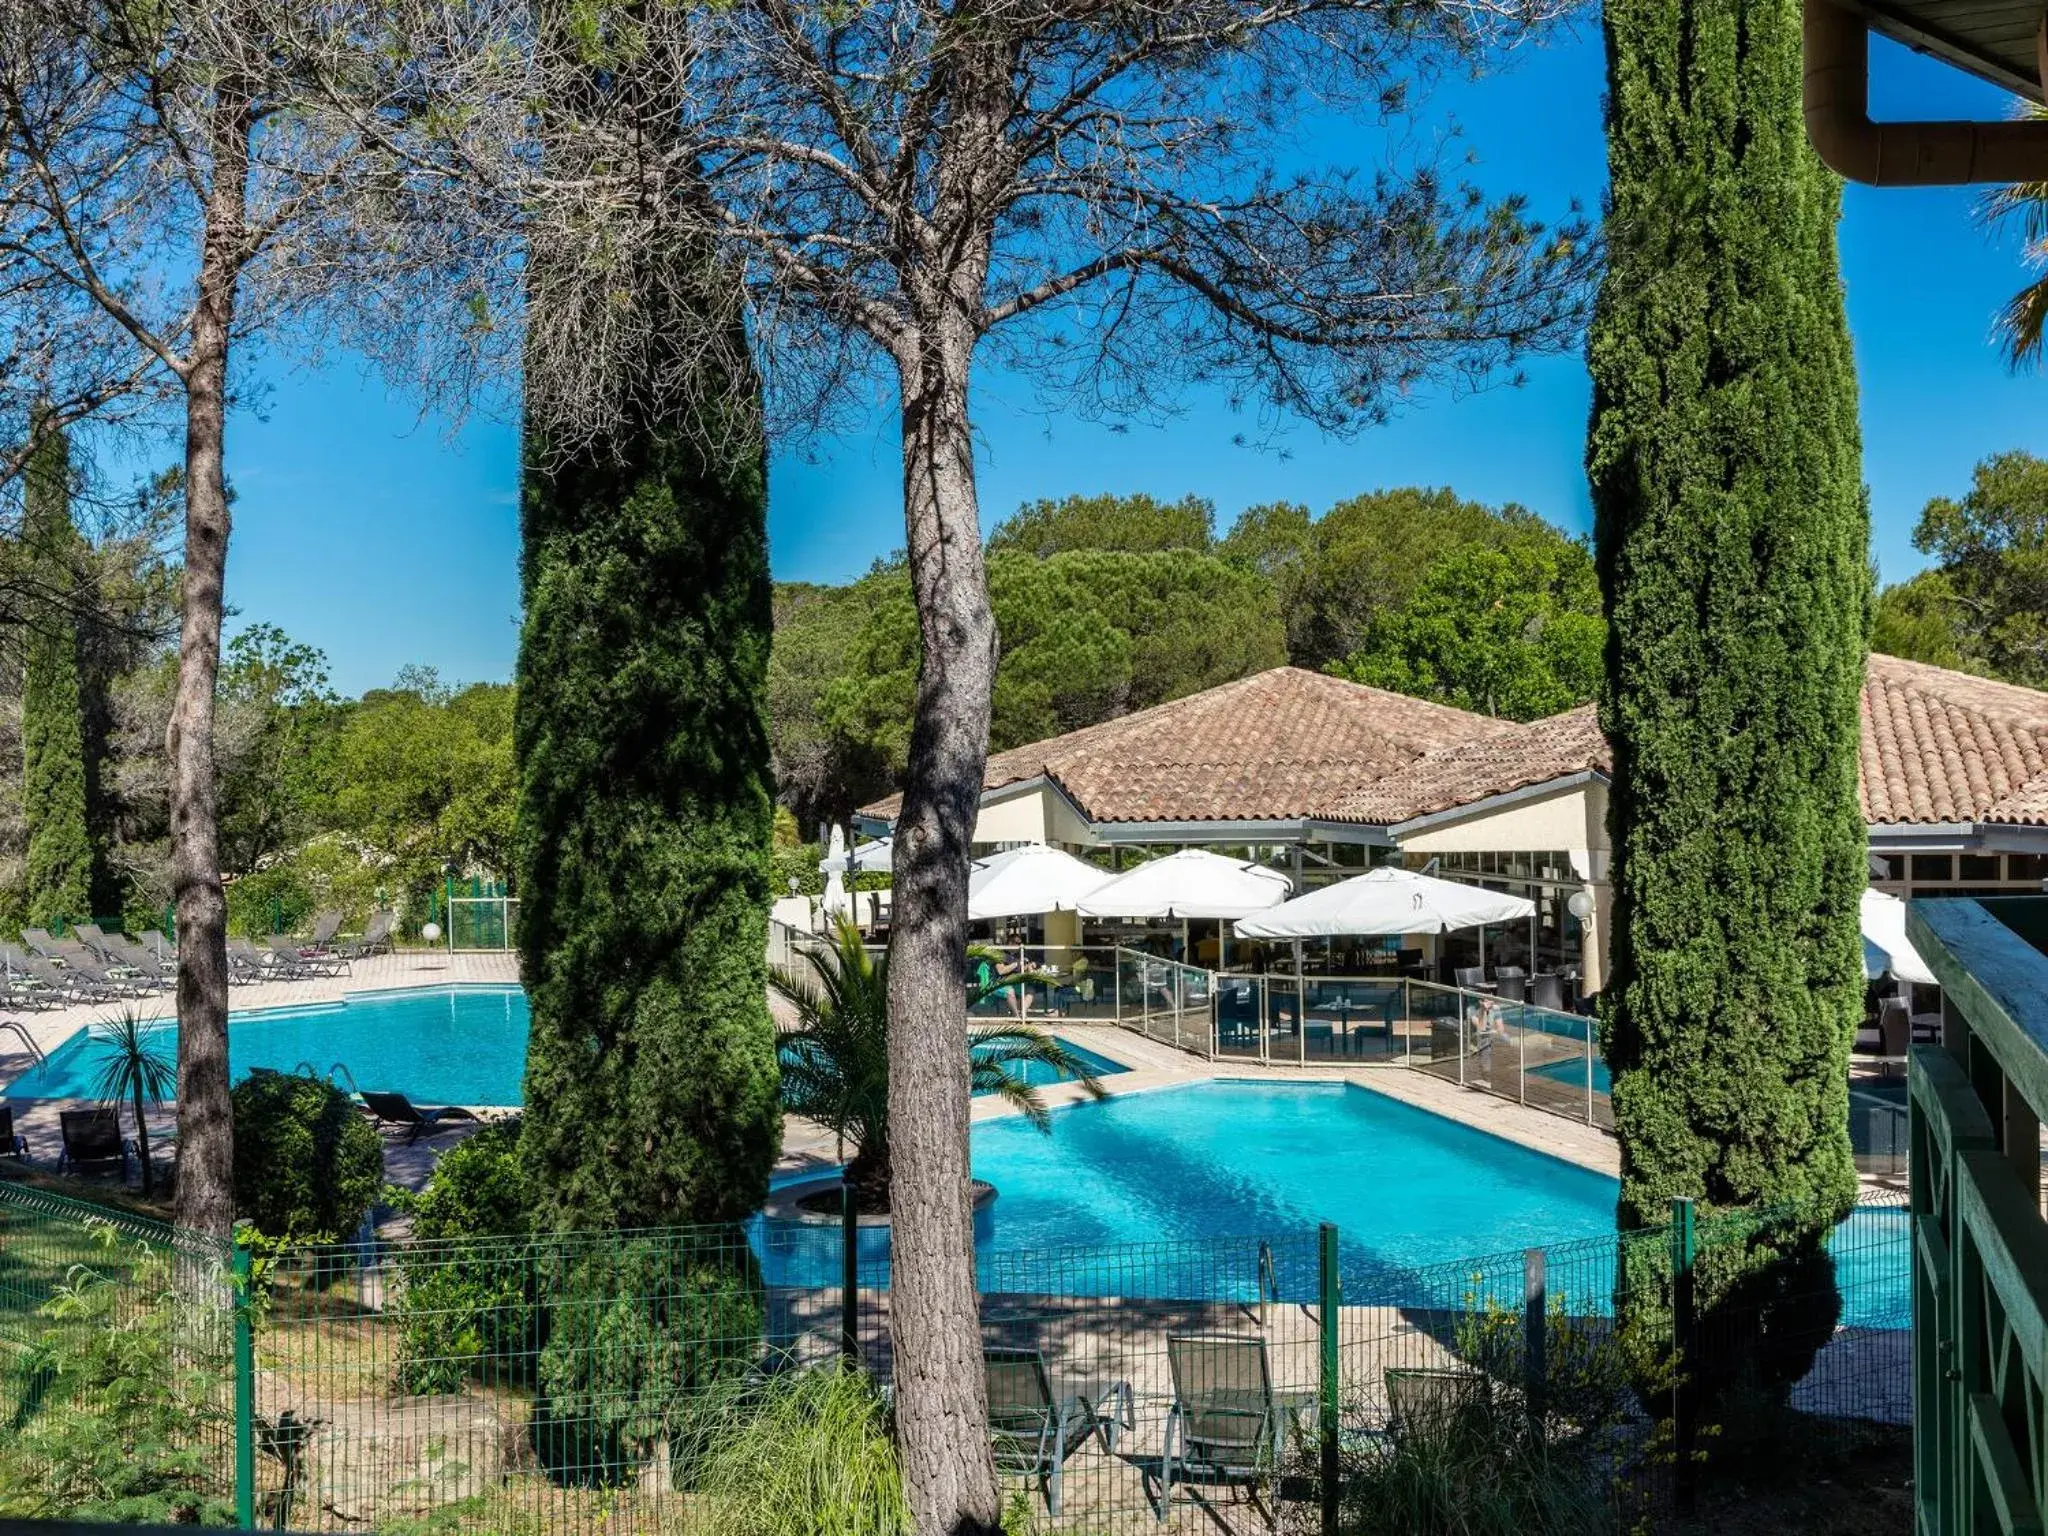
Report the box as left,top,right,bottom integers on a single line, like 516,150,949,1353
859,667,1509,825
1325,704,1611,825
1860,653,2048,827
859,655,2048,833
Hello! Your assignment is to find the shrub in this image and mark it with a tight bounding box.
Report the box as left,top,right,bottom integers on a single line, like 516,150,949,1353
531,1234,764,1486
0,1229,234,1524
679,1364,907,1536
390,1119,537,1393
1301,1381,1615,1536
231,1071,383,1241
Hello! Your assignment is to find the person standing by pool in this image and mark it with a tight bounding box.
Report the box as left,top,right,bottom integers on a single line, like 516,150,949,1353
1472,994,1509,1086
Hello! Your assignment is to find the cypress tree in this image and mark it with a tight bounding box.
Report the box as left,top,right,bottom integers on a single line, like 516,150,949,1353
515,316,781,1232
1586,0,1868,1406
20,416,94,928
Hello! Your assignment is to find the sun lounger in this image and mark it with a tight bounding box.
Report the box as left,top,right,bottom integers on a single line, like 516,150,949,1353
70,924,140,969
18,953,117,1004
333,910,395,960
134,930,177,965
0,1105,26,1162
359,1090,480,1143
985,1346,1133,1516
109,943,175,992
1147,1334,1303,1526
267,935,347,978
57,1108,127,1178
303,911,343,950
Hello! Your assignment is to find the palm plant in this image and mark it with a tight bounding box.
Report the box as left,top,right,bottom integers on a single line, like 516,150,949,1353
1984,125,2048,367
89,1009,175,1197
772,921,1107,1211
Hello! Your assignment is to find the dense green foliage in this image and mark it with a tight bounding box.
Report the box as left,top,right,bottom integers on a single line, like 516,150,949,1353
531,1237,765,1484
1219,488,1576,671
1335,540,1603,720
986,491,1214,557
19,420,93,926
1587,0,1865,1408
818,549,1286,791
1869,450,2048,686
679,1365,908,1536
515,351,779,1233
230,1071,384,1241
0,1233,233,1525
102,627,512,939
391,1119,536,1393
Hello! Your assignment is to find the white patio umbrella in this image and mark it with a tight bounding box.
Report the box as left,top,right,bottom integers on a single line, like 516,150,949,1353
1861,887,1936,986
1076,848,1293,920
819,834,893,875
820,825,852,921
967,844,1111,921
1234,866,1535,938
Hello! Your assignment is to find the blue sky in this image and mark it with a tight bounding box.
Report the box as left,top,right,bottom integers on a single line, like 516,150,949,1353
206,26,2046,696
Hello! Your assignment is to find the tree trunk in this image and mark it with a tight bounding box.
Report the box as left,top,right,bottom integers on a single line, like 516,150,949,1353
171,89,252,1240
885,316,1002,1536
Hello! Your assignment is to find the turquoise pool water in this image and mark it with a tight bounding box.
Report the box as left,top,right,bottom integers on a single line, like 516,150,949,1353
4,986,1124,1108
1531,1054,1613,1094
757,1080,1907,1327
5,987,533,1105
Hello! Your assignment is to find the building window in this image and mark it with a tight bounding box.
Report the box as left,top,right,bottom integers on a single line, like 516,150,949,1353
1910,854,1955,884
1870,853,1906,881
2008,853,2048,884
1960,854,2002,882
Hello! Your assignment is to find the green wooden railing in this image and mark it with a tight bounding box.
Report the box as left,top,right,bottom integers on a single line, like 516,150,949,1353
1907,895,2048,1536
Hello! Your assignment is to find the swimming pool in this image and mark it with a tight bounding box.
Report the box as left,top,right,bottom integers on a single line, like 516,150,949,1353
5,987,533,1105
756,1079,1906,1327
2,985,1125,1108
1530,1054,1613,1094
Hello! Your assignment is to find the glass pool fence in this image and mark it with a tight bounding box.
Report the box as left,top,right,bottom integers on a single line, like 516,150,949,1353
0,1178,1908,1535
1101,949,1613,1130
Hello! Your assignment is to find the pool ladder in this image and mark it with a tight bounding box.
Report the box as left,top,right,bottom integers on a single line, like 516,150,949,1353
0,1020,45,1066
1256,1239,1278,1325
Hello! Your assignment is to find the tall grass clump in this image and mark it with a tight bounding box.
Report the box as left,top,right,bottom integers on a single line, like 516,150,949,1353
1309,1385,1616,1536
679,1364,908,1536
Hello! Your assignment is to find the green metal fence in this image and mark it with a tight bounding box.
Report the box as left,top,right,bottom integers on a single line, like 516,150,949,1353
0,1184,240,1525
0,1181,1909,1533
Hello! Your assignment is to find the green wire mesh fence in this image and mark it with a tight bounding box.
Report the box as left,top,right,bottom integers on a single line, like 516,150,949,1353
0,1181,1909,1533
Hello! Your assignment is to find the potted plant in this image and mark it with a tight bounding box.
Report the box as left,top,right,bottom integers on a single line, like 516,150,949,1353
772,921,1107,1213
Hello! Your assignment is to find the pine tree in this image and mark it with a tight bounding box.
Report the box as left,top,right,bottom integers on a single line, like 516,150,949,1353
1586,0,1869,1405
515,330,781,1232
20,417,94,928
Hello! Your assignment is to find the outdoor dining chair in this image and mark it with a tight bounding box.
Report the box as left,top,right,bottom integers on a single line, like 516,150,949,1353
1527,973,1565,1012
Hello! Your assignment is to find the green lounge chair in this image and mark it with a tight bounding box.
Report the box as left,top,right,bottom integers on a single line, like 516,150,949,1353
985,1345,1133,1516
1149,1333,1297,1527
